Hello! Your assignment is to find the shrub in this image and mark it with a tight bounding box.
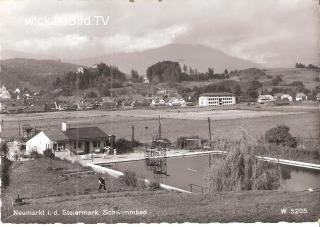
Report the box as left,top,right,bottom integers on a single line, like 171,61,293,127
30,150,42,159
265,125,297,148
151,138,171,149
0,142,9,156
205,140,280,192
120,171,138,187
1,156,12,189
176,136,205,149
148,181,161,190
114,138,141,154
43,148,55,159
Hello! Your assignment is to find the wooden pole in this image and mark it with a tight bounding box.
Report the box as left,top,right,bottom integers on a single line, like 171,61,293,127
131,125,134,147
208,117,212,141
158,115,161,140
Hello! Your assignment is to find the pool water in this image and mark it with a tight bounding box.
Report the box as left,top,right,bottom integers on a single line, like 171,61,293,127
97,154,320,192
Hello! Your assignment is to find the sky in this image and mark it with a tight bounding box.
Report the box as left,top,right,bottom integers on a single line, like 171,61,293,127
0,0,319,67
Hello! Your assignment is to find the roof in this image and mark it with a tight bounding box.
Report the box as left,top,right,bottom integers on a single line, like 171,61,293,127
200,92,234,97
43,128,69,141
63,127,108,141
296,92,306,96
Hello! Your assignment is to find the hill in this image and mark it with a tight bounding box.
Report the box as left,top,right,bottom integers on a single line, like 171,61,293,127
264,68,319,89
1,49,58,61
74,43,261,74
0,58,79,90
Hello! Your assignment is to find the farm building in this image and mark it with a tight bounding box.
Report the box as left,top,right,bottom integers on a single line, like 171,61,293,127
295,93,308,101
280,94,293,102
26,122,111,155
167,97,186,107
257,95,274,104
198,92,236,107
151,97,166,106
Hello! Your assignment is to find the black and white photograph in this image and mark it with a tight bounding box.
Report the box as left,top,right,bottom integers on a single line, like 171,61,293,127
0,0,319,225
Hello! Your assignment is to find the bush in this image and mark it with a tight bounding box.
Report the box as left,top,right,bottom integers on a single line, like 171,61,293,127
30,150,42,159
148,181,161,190
120,171,138,187
0,142,8,156
176,135,205,149
151,138,171,149
205,140,280,192
265,125,297,148
114,138,140,154
43,148,55,159
1,156,12,189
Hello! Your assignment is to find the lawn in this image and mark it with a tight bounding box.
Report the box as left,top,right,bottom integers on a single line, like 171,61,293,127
3,186,319,223
1,157,146,222
1,156,319,223
2,107,319,144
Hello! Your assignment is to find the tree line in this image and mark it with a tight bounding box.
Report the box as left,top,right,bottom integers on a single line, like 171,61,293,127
295,62,319,69
146,61,230,83
53,63,126,96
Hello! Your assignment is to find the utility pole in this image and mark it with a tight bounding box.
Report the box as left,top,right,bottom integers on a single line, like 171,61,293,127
131,125,135,147
158,115,161,140
208,117,212,141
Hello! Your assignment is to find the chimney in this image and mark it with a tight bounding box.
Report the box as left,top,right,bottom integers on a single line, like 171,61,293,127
61,122,68,131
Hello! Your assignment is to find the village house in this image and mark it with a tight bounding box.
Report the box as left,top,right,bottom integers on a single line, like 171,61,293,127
77,66,84,74
295,92,307,101
198,92,236,107
257,94,274,104
143,76,150,84
26,122,110,155
151,97,166,106
280,94,293,102
167,97,187,107
0,85,11,99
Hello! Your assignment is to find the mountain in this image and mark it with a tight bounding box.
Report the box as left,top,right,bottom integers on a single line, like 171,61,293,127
0,58,79,90
1,49,58,61
73,44,261,74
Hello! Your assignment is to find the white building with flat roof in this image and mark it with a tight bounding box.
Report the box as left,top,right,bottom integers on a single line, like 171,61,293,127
199,92,236,107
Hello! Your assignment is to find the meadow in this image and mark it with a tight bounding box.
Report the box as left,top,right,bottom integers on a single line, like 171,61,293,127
1,105,319,144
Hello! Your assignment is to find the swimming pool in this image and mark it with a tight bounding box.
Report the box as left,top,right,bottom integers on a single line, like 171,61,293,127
97,154,320,192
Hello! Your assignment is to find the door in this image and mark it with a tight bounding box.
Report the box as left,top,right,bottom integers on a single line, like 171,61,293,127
85,141,90,153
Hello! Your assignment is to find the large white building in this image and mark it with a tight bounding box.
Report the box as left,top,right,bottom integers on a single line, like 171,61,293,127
198,92,236,107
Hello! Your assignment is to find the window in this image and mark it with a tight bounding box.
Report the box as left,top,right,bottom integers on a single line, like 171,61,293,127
73,142,76,149
93,141,100,148
57,143,64,151
78,142,82,148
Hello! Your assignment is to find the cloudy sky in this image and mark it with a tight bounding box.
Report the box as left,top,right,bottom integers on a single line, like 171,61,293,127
0,0,319,67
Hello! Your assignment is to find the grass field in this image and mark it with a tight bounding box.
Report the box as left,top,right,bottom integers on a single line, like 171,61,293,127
2,105,319,143
2,158,319,223
0,158,146,222
266,68,319,89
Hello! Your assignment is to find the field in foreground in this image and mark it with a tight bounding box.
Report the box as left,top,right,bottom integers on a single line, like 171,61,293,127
1,158,319,223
